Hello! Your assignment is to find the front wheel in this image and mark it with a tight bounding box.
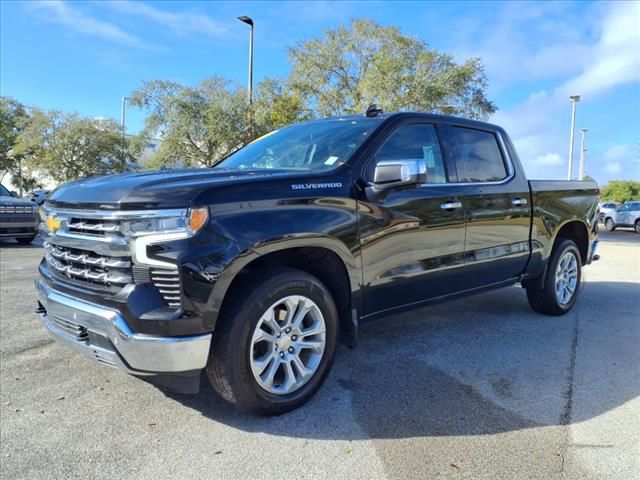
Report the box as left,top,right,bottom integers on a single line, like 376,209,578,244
635,220,640,234
604,218,615,232
526,239,582,316
206,268,338,415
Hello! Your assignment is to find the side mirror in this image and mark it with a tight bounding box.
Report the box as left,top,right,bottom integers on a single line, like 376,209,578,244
369,159,426,192
10,190,18,197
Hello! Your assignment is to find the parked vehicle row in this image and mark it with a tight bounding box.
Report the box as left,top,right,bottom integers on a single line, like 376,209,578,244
0,184,39,244
599,202,618,222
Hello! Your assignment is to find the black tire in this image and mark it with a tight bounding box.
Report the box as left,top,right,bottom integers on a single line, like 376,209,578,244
635,220,640,234
206,268,338,415
16,235,36,245
604,217,615,232
526,239,582,316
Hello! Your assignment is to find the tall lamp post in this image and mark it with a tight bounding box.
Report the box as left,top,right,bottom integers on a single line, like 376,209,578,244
579,128,587,180
121,96,129,163
237,16,254,106
568,94,581,180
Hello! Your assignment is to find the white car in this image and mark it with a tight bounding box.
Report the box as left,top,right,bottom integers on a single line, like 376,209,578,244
598,202,618,222
603,201,640,233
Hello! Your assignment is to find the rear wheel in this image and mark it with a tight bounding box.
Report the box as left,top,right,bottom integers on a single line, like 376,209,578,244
526,239,582,316
604,218,615,232
635,220,640,234
206,268,338,415
16,235,36,245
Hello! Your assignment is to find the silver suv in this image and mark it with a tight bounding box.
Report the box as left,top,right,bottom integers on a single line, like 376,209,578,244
599,202,618,222
604,201,640,234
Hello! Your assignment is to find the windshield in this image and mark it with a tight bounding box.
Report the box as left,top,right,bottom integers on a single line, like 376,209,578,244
216,119,380,171
0,184,10,196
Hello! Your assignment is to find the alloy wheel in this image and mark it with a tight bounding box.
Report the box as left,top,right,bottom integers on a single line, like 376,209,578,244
555,251,578,305
249,295,326,395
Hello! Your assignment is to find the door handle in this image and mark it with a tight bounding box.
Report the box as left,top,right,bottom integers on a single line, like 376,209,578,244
440,201,462,210
512,198,528,206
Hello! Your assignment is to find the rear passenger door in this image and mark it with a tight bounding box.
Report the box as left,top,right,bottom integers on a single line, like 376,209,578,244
446,125,531,287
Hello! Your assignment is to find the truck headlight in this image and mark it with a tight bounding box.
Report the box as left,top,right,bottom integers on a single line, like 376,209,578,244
122,207,209,237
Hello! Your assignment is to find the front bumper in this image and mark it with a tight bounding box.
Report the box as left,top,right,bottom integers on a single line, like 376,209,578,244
36,279,212,374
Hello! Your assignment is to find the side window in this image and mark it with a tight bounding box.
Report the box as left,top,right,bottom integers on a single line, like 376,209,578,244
451,127,508,183
374,124,447,184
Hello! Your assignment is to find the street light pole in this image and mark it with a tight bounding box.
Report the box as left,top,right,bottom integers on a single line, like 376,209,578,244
568,95,581,180
121,96,128,163
579,128,587,180
237,16,254,106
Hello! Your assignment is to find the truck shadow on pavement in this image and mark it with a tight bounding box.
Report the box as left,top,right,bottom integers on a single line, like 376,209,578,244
163,280,639,441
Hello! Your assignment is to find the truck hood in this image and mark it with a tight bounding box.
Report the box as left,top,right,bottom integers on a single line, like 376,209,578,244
0,195,35,207
47,168,297,210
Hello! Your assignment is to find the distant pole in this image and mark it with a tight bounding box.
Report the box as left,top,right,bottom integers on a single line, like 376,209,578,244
579,128,587,180
18,158,23,197
237,16,254,105
568,95,581,180
121,96,128,162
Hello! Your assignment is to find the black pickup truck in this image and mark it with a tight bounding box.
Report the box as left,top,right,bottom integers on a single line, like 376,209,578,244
36,111,599,415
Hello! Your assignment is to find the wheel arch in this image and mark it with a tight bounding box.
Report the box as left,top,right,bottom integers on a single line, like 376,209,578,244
207,236,360,345
553,220,589,265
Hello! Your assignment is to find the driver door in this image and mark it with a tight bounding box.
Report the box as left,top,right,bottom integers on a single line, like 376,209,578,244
357,121,467,316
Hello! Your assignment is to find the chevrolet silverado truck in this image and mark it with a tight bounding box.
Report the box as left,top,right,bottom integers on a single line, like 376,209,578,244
36,111,599,415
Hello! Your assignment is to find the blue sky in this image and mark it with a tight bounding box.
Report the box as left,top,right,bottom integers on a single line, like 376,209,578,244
1,0,639,184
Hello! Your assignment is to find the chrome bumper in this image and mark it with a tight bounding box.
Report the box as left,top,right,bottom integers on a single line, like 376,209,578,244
36,279,211,374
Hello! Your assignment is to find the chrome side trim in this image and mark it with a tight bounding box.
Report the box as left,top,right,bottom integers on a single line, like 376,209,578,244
36,279,211,373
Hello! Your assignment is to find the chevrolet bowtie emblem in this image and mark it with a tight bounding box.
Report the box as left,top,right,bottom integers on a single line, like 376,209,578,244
46,215,62,233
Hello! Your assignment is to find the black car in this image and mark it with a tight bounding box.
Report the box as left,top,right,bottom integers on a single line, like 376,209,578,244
36,111,599,414
0,184,39,244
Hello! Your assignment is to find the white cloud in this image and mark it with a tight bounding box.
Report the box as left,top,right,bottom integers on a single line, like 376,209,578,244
535,153,564,167
604,162,622,174
558,1,640,98
602,144,639,179
485,2,640,184
604,144,634,163
108,1,229,38
29,0,148,49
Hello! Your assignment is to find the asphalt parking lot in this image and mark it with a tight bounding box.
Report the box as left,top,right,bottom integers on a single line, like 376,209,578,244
1,230,638,480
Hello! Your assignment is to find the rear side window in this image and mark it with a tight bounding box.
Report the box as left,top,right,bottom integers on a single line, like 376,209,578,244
451,127,508,183
603,203,616,209
374,123,447,183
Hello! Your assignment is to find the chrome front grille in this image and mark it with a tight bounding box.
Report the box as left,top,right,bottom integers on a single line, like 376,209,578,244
67,217,122,237
45,244,133,286
150,268,182,308
41,207,184,309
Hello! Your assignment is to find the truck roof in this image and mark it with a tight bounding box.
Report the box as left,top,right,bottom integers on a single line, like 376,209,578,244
312,111,503,132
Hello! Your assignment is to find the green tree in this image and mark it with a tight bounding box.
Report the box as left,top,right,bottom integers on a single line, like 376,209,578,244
130,77,252,168
0,97,30,184
600,180,640,203
16,110,129,182
253,78,310,133
287,19,496,119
